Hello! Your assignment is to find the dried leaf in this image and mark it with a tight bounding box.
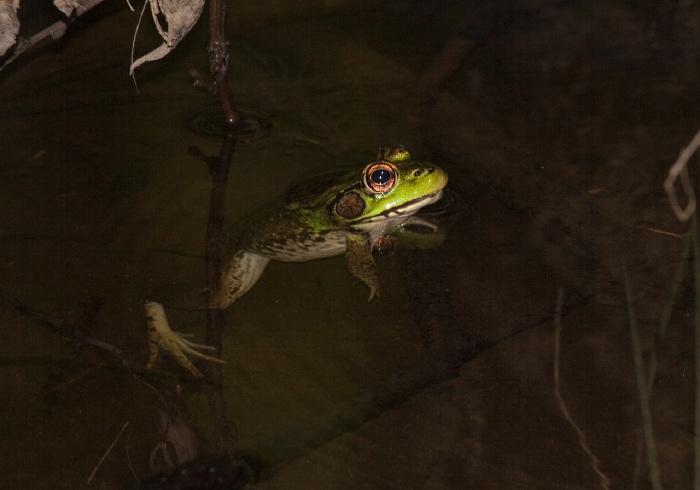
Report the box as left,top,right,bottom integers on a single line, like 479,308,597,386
54,0,81,16
130,0,204,74
54,0,105,17
0,0,20,57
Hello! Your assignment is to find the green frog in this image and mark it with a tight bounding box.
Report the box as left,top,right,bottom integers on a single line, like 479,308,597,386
210,145,448,308
145,145,449,377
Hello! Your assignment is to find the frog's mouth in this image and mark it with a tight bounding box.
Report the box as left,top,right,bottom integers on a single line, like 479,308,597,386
352,189,445,226
392,189,445,216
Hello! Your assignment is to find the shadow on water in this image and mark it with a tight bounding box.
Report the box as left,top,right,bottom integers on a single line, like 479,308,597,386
1,2,696,489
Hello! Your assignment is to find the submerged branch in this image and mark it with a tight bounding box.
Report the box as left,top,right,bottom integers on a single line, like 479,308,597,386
0,286,149,373
187,0,240,456
199,130,238,455
553,287,611,489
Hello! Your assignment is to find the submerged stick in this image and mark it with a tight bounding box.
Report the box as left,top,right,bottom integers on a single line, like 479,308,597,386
693,217,700,490
191,0,240,455
553,287,610,489
87,420,130,484
201,130,238,454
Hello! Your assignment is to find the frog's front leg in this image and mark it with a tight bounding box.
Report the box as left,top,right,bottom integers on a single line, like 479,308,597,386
345,234,380,301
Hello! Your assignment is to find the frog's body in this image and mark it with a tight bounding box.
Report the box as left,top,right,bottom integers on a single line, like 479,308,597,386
210,145,448,309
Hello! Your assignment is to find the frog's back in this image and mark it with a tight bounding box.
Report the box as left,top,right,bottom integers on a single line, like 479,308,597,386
284,167,356,207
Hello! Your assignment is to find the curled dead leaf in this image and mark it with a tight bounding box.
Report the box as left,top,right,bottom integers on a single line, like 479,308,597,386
130,0,204,74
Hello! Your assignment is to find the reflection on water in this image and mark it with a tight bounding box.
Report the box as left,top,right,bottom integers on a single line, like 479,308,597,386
187,108,272,139
0,2,695,489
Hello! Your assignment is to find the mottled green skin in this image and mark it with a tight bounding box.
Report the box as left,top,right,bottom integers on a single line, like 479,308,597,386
210,146,448,308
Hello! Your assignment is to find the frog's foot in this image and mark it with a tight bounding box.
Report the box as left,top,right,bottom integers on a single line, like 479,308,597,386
143,301,224,378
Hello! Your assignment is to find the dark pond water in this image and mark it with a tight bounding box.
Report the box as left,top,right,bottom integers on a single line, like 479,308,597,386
0,2,696,489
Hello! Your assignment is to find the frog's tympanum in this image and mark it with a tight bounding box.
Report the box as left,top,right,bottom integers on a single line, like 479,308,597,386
210,144,448,308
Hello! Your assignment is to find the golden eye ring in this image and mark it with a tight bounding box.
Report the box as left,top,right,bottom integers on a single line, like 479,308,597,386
363,161,396,194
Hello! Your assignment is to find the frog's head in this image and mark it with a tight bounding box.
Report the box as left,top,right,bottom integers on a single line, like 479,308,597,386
332,145,448,231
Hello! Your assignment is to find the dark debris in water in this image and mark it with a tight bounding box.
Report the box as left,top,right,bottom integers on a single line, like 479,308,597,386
139,456,256,490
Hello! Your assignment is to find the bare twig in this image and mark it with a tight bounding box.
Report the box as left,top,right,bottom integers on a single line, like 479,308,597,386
206,0,237,126
553,287,611,489
0,0,110,72
126,426,139,483
183,0,241,456
639,226,683,239
50,362,108,393
188,67,214,93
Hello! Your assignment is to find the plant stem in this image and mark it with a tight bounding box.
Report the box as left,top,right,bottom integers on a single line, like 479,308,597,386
208,0,238,126
645,234,691,404
200,0,239,454
624,268,662,489
693,216,700,490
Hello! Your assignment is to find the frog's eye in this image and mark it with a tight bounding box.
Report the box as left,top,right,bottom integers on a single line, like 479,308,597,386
363,161,396,194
